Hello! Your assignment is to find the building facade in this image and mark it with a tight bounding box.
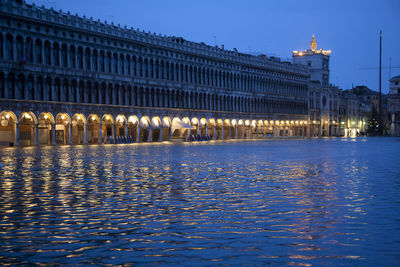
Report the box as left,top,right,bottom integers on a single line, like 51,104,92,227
388,75,400,136
0,0,311,146
293,35,339,136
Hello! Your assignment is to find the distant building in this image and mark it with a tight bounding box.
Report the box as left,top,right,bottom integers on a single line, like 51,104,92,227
388,75,400,136
293,35,339,136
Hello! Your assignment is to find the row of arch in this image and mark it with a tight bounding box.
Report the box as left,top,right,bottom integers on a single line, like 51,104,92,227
0,72,308,114
0,32,307,96
0,110,311,146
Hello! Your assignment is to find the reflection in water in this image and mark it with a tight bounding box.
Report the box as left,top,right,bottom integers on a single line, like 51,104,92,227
0,138,399,265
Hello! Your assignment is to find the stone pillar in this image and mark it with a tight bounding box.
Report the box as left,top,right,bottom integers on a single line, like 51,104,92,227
137,126,141,143
235,126,238,139
99,123,102,144
35,124,39,145
52,123,56,145
313,125,316,137
205,126,208,136
213,127,216,140
69,124,72,145
84,124,88,145
221,126,224,140
15,123,19,146
148,128,152,142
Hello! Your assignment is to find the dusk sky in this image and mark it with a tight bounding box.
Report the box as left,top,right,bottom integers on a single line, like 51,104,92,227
27,0,400,93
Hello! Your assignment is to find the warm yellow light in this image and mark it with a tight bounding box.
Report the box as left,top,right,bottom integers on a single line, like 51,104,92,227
333,121,336,124
25,114,31,119
77,115,81,121
352,121,355,125
341,122,344,124
44,114,48,119
106,115,110,120
325,121,328,124
92,116,96,121
130,117,138,124
245,120,250,126
295,120,299,124
313,120,316,124
5,114,10,119
61,115,65,120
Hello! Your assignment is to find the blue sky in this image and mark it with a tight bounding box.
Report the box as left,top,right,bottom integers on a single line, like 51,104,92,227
27,0,400,93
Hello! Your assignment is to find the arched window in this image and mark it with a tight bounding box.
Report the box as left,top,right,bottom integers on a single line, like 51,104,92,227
125,55,130,75
85,48,91,70
44,41,51,65
113,53,118,73
92,50,98,71
119,54,124,74
53,42,59,66
5,34,13,60
61,44,67,67
35,39,42,64
99,51,105,72
106,52,111,73
16,36,23,62
77,47,83,69
69,46,76,68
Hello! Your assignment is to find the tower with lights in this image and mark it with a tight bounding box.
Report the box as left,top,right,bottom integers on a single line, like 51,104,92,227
292,35,331,87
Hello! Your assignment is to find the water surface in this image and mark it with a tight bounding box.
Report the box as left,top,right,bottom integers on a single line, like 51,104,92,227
0,138,399,266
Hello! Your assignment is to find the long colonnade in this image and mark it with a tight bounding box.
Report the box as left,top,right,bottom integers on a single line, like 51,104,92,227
0,110,310,146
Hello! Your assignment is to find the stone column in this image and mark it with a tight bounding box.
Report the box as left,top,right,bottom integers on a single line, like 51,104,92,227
84,124,88,145
313,125,316,137
99,123,102,144
221,126,224,140
228,126,231,140
69,124,72,145
52,123,56,145
15,123,19,146
235,126,238,139
213,127,216,140
148,128,152,142
137,126,141,143
35,124,39,145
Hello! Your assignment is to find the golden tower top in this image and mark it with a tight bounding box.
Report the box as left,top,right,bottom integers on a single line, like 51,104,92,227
310,34,317,51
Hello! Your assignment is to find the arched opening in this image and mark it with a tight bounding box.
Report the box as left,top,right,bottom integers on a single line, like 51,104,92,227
244,120,251,139
72,114,85,145
237,120,244,139
161,117,171,141
115,115,127,136
87,114,100,144
231,119,238,139
0,111,17,146
19,112,36,146
208,118,216,140
223,119,231,140
216,119,223,140
199,118,208,135
55,113,70,145
102,114,114,144
151,117,161,142
128,116,138,142
191,117,199,136
139,116,150,142
38,112,54,145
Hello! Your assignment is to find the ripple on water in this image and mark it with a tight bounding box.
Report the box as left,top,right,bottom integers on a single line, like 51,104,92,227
0,138,399,265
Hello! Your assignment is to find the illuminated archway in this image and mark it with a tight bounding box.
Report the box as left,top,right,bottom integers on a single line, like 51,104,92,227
102,114,114,144
87,114,100,144
0,111,18,146
55,113,71,145
38,112,55,145
72,114,86,145
19,112,37,146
